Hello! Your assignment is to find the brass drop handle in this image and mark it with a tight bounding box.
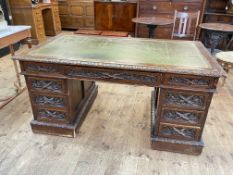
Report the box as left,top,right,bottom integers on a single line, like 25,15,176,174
152,5,157,10
183,6,189,11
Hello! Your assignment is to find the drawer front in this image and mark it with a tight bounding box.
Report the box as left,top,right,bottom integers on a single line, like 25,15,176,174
35,108,69,124
172,2,202,12
27,77,66,94
64,67,160,86
160,107,205,126
22,62,61,76
140,2,173,14
161,89,211,110
31,94,67,109
163,74,215,89
158,123,201,141
70,5,84,16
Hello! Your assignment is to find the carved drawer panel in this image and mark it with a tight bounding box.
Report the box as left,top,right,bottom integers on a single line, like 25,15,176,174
139,2,173,14
161,89,211,110
172,2,201,12
22,62,61,76
35,108,69,124
27,77,66,94
31,93,67,109
158,123,201,141
163,74,215,89
160,108,205,126
64,67,160,86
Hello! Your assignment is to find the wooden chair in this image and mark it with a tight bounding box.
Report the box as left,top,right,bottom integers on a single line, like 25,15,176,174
171,10,200,40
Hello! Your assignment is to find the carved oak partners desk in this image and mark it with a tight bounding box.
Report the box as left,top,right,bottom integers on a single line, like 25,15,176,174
13,35,224,155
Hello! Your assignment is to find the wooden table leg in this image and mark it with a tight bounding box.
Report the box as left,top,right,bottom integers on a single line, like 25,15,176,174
9,44,22,91
147,25,157,39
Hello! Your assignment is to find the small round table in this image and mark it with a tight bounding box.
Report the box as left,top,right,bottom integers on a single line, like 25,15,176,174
199,23,233,54
132,17,173,38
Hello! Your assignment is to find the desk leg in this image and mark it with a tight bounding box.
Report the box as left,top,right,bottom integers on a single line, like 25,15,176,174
151,87,214,155
147,25,157,39
9,44,22,91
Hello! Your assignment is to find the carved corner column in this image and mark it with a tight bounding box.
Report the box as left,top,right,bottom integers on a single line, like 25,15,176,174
151,75,218,155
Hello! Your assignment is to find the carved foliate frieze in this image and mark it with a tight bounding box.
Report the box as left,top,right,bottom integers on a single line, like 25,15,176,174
161,126,196,139
38,109,66,120
163,110,200,124
27,64,57,73
34,96,65,107
169,77,209,86
67,69,157,84
165,92,205,108
31,80,62,92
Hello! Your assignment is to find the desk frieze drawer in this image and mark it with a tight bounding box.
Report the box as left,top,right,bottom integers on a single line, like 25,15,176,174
163,74,216,89
160,108,205,126
27,77,66,94
64,67,160,86
158,123,201,141
35,108,69,124
31,94,67,109
161,89,211,110
22,62,62,76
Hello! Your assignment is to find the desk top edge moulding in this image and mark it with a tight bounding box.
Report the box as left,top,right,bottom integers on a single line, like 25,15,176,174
13,35,224,78
13,35,224,155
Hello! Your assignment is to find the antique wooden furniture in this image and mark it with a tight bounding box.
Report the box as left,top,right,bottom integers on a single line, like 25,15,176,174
200,0,233,49
14,35,223,155
132,17,173,38
136,0,205,39
8,0,61,44
94,0,137,33
0,25,31,109
58,0,94,29
171,10,200,40
199,23,233,54
216,51,233,73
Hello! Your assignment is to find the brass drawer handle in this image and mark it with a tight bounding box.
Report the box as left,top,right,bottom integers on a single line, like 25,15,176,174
152,5,157,10
183,6,189,11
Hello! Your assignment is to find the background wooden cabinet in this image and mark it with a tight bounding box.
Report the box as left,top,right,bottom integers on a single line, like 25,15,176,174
58,0,94,29
94,1,137,32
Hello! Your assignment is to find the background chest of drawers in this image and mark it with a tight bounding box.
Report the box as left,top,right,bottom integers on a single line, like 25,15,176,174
58,0,95,29
8,0,62,44
137,0,205,39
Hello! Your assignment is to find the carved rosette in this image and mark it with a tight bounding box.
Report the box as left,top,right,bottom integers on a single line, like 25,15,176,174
161,126,196,139
169,77,209,86
163,110,200,124
35,96,65,107
27,64,57,73
67,69,157,84
38,109,66,120
165,92,204,108
31,80,62,92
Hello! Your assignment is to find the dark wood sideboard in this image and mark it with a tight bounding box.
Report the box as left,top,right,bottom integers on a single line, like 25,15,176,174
200,0,233,49
137,0,205,39
94,0,137,33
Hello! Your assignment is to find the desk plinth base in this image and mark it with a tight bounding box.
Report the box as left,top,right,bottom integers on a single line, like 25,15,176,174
31,84,98,138
151,136,204,155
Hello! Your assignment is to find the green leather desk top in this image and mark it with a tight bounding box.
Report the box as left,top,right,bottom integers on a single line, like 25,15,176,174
14,35,223,77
